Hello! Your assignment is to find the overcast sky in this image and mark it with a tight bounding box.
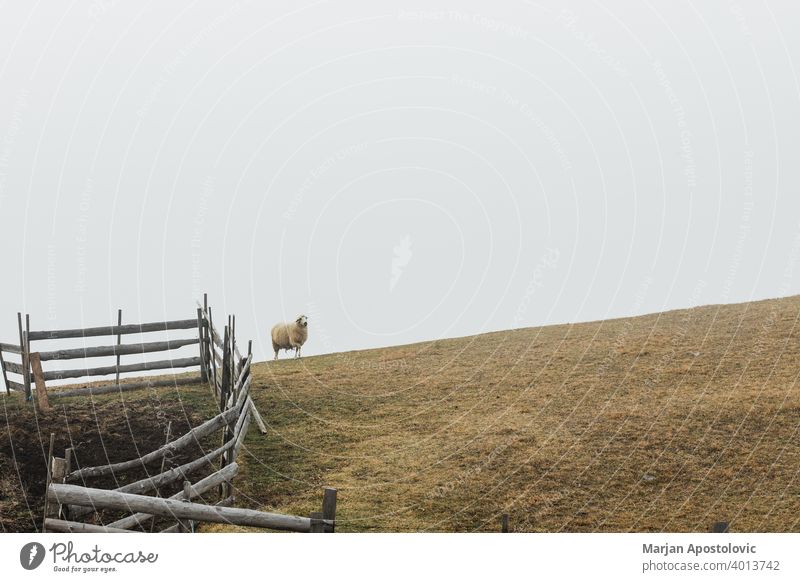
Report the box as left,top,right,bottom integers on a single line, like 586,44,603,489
1,0,799,368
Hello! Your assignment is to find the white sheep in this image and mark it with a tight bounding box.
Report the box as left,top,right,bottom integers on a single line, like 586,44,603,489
271,315,308,360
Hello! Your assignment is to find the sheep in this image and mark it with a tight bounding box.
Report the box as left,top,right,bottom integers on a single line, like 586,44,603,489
271,315,308,360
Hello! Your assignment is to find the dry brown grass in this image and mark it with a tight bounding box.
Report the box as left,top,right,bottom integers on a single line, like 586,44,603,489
228,295,800,532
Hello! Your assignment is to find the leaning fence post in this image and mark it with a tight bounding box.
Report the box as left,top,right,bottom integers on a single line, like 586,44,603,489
30,352,51,412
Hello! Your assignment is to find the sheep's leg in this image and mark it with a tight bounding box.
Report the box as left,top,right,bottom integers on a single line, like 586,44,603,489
274,349,279,361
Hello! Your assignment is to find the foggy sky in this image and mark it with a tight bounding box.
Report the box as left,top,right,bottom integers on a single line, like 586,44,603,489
1,0,798,374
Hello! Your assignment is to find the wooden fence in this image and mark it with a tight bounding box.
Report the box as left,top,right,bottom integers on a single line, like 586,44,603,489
42,316,337,533
1,295,227,404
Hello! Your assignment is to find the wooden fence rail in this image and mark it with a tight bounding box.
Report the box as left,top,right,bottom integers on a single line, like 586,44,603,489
49,484,320,533
1,306,215,401
28,318,199,341
38,337,200,362
67,406,240,481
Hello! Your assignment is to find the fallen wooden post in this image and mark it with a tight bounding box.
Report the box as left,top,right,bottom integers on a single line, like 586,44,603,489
50,483,318,532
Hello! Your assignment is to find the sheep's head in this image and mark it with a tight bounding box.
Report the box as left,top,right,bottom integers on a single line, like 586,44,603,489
296,315,308,328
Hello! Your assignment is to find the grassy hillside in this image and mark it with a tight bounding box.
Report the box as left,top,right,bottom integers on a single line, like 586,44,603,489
2,296,798,533
229,295,800,532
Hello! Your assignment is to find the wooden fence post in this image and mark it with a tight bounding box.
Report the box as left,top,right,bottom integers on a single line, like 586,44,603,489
197,308,208,383
208,307,219,395
322,487,337,533
18,313,31,400
219,326,232,499
115,309,122,387
25,314,32,399
29,352,51,411
501,513,509,533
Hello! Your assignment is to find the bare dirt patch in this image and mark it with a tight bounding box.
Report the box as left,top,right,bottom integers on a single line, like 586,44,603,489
0,383,215,532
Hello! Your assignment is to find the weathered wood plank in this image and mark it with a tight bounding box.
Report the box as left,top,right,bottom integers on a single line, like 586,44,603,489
43,356,203,381
18,314,29,397
106,463,239,530
196,308,207,383
232,406,252,459
322,488,337,533
114,309,123,386
28,318,198,341
30,353,51,411
0,342,22,354
50,483,315,532
2,360,25,375
5,379,25,392
38,337,200,361
68,435,237,520
67,406,239,481
49,375,203,399
23,330,31,398
249,400,268,435
44,518,139,533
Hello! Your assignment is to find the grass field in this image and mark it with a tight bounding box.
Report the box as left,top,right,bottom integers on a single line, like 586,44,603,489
2,296,799,532
230,295,800,532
